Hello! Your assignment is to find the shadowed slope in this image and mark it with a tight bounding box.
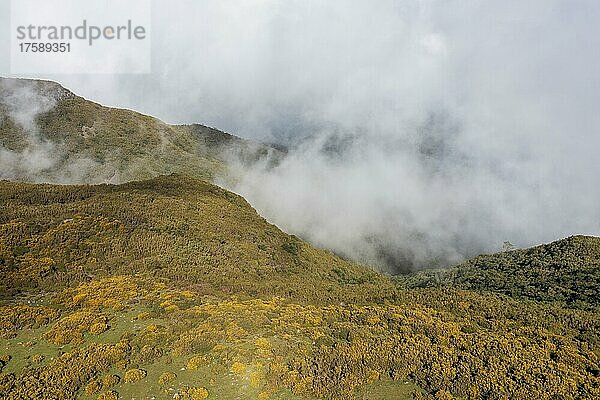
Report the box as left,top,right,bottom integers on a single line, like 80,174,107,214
400,235,600,308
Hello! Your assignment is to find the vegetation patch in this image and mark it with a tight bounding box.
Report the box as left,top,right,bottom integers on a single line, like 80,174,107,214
0,176,598,399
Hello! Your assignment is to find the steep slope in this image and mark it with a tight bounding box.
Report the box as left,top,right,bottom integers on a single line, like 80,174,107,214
399,235,600,308
0,174,392,304
0,177,598,400
0,77,280,184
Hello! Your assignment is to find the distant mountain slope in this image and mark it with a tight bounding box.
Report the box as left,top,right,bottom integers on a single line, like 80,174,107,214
0,77,280,184
399,235,600,308
0,174,394,304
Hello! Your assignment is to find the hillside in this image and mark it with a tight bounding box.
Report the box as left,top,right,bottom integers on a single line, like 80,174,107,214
0,77,280,184
0,176,598,400
399,235,600,309
0,174,391,303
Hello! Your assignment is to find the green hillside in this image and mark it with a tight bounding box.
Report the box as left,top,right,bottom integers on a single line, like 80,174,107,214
399,235,600,309
0,176,598,399
0,77,279,184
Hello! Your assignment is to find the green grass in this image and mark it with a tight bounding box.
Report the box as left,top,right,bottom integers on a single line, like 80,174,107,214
353,379,421,400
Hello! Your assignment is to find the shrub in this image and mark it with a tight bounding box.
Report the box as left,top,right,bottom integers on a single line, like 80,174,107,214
158,371,177,385
97,390,119,400
187,387,209,399
230,361,246,375
124,368,147,383
85,379,102,395
30,353,44,364
187,355,205,370
43,311,108,345
102,374,120,388
0,354,10,372
90,322,110,335
0,305,60,339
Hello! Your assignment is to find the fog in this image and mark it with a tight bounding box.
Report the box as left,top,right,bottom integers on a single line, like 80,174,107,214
0,78,60,179
1,1,599,271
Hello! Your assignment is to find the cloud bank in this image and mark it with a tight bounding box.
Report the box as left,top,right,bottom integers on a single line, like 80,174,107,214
0,78,60,179
0,79,109,184
1,0,599,271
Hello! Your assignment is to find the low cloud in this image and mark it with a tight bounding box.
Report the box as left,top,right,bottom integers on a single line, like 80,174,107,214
0,78,60,180
2,1,600,271
0,79,108,184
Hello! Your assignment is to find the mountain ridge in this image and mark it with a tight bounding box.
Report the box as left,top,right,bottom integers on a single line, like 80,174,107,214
0,76,281,185
1,77,599,399
399,235,600,308
0,173,395,304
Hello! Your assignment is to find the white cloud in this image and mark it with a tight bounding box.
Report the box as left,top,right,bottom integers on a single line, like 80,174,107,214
1,0,599,270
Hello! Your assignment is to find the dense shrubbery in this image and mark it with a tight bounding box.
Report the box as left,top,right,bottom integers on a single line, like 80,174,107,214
123,368,146,383
43,311,109,345
0,305,59,339
0,341,130,399
5,273,593,399
177,294,599,399
97,390,119,400
176,386,210,399
0,176,598,399
5,285,597,399
0,176,394,305
158,371,176,384
400,235,600,309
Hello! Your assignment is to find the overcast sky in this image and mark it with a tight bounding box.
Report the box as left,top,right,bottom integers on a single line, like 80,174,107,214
1,0,599,271
1,1,597,141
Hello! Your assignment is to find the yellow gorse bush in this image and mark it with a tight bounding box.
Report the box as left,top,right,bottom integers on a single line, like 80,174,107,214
0,177,598,399
124,368,147,383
